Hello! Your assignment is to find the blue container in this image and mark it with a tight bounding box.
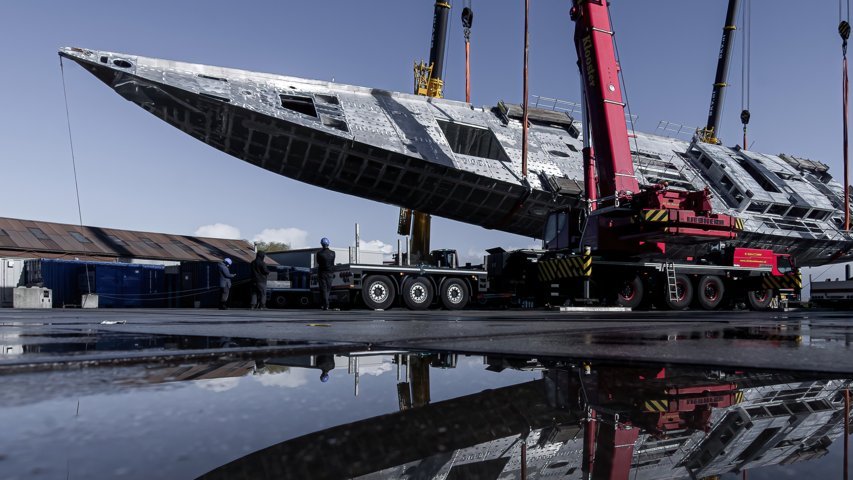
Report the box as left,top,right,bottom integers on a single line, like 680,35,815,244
23,259,166,308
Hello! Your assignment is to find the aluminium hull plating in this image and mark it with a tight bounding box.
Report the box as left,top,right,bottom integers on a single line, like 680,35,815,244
59,47,853,266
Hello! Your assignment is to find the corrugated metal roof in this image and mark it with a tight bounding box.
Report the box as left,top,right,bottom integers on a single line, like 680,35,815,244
0,217,255,263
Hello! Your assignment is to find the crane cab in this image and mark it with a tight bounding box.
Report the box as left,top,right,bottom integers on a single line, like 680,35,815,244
542,208,586,252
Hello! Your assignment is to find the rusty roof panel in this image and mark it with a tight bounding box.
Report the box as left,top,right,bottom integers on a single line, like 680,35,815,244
0,217,255,263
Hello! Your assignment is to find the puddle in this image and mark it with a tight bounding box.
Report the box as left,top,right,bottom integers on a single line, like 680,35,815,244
1,331,336,363
0,349,850,479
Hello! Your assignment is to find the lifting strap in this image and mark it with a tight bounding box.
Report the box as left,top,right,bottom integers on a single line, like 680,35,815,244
840,0,850,230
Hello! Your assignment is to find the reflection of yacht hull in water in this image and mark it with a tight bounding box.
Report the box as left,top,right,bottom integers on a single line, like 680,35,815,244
197,355,852,480
60,47,853,266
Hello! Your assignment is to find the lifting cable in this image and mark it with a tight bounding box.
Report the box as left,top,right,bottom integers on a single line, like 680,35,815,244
740,0,751,149
59,57,93,298
840,0,851,231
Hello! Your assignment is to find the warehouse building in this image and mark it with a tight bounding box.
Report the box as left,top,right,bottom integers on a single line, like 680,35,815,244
0,216,257,307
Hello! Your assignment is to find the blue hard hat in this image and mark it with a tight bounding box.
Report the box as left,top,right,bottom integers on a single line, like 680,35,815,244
320,237,330,247
224,258,232,265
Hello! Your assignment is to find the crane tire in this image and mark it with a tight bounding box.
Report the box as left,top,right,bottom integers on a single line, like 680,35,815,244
664,274,693,310
697,275,725,310
362,275,395,310
441,278,470,310
402,276,434,310
747,288,774,311
616,275,644,309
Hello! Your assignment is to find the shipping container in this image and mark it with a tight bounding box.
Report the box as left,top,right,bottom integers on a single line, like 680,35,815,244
22,259,166,308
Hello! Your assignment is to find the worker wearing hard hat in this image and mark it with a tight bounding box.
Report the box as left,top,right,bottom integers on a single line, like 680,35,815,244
218,257,236,310
316,238,335,310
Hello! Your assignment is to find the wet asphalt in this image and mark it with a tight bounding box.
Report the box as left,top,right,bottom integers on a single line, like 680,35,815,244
2,307,852,373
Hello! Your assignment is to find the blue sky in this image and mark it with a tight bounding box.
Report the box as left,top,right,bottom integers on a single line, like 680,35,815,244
0,1,850,279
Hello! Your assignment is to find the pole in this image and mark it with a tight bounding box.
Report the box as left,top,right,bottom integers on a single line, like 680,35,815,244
354,223,360,264
520,439,527,480
582,409,597,479
521,0,530,179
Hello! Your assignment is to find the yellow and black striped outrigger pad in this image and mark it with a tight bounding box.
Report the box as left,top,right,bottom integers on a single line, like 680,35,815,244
539,253,593,281
642,209,669,223
761,273,803,290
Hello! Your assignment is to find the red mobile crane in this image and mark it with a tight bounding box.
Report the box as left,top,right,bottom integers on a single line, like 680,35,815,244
570,0,737,247
324,1,800,311
577,365,741,480
531,0,801,310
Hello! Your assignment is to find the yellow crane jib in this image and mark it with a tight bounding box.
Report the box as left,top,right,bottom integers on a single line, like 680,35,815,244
413,61,444,98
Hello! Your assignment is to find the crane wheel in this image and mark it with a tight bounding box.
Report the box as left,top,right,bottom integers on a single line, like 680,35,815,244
615,275,644,309
747,288,773,311
402,276,434,310
441,278,470,310
362,275,396,310
664,274,693,310
697,275,725,310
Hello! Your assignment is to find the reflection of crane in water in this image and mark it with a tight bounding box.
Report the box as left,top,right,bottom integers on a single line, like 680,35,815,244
196,353,852,480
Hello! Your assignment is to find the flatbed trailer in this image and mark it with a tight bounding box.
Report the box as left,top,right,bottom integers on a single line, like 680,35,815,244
311,263,489,311
265,280,313,309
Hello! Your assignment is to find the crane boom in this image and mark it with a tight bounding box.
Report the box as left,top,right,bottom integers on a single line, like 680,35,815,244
702,0,741,144
570,0,740,248
571,0,639,201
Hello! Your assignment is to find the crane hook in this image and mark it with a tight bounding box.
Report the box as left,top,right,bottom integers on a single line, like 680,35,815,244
462,6,473,29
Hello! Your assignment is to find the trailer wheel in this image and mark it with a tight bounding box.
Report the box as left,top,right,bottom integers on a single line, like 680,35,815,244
697,275,725,310
664,274,693,310
272,293,287,308
616,275,644,308
362,275,395,310
441,278,470,310
402,276,434,310
747,288,773,311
